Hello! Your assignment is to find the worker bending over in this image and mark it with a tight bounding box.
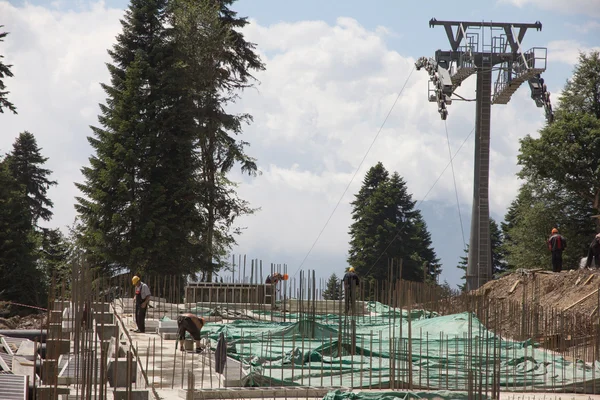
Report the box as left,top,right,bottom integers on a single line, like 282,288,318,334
177,313,206,353
343,267,360,314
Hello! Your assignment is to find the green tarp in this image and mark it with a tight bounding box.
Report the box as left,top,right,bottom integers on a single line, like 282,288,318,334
201,302,600,392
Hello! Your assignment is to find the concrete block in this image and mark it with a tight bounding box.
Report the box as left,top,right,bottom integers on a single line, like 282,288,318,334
11,356,35,380
36,385,70,400
113,388,149,400
183,339,194,350
46,339,70,356
49,310,63,323
41,359,58,385
94,312,114,325
52,301,70,311
107,357,137,387
16,340,38,357
92,302,111,312
161,332,179,340
96,324,117,341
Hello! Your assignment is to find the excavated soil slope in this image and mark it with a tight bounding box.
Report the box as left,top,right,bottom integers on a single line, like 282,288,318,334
475,268,600,316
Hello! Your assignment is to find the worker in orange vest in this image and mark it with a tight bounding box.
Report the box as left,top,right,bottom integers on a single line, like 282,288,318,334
547,228,567,273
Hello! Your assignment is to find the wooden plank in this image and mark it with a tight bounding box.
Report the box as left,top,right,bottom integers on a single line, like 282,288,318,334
564,288,599,311
584,274,595,285
509,280,520,294
591,306,598,318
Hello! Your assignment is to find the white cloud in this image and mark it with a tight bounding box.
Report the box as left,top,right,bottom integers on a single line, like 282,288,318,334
567,20,600,34
547,40,600,65
500,0,600,17
0,2,551,287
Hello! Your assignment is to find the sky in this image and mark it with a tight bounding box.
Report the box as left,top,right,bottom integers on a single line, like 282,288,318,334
1,0,599,289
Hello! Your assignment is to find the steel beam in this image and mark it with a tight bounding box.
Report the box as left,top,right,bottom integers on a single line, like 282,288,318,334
466,68,493,292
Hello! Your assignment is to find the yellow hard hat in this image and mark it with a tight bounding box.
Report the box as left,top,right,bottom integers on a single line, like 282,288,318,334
348,267,355,273
132,276,140,285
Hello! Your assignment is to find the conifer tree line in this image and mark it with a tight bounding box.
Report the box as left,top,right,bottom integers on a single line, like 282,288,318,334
74,0,264,280
0,132,71,309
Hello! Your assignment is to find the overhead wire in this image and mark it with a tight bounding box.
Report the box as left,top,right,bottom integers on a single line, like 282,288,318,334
445,119,467,249
360,124,476,278
291,66,416,279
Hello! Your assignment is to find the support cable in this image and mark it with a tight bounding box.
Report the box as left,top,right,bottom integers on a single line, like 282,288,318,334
291,66,416,279
445,119,467,249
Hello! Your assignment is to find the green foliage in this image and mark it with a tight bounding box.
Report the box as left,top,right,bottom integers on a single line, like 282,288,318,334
501,180,595,271
348,162,441,283
0,27,16,114
5,131,57,225
168,0,265,280
518,51,600,213
75,0,203,276
557,51,600,119
322,273,343,300
503,51,600,271
457,218,506,291
39,228,71,290
0,160,41,306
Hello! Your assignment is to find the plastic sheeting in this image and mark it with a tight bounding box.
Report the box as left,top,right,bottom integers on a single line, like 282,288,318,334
201,302,600,392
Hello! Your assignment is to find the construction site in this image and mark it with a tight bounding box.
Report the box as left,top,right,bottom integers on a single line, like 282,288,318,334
1,258,600,400
0,17,594,400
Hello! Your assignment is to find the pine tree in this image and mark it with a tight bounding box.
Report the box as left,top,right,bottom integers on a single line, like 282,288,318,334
169,0,265,280
39,228,71,287
0,159,40,306
0,27,16,114
5,131,57,225
348,163,441,283
323,273,342,300
75,0,202,276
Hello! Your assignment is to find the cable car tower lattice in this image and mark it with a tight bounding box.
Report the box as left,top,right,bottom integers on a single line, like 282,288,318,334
415,19,554,291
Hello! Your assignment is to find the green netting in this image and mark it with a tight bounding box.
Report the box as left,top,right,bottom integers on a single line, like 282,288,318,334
322,389,479,400
201,302,600,392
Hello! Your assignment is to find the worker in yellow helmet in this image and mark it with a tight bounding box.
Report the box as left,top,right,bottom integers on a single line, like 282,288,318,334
342,267,359,314
132,276,151,333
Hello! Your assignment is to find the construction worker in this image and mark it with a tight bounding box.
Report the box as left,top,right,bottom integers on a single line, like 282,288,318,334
585,233,600,268
547,228,567,273
343,267,360,314
265,272,284,285
177,313,206,353
132,276,151,333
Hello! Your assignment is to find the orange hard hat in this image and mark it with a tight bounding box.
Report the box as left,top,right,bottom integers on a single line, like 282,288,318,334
283,274,289,281
551,228,558,234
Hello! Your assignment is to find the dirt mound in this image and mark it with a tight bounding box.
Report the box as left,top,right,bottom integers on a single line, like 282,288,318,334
476,268,600,316
0,313,47,330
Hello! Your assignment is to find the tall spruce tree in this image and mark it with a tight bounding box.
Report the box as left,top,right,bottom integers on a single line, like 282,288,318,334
5,131,57,225
76,0,202,276
39,228,71,287
348,163,441,283
169,0,265,280
0,159,40,305
0,27,16,114
322,273,342,300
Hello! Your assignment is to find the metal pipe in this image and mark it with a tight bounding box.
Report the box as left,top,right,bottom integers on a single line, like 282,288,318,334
0,329,47,341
